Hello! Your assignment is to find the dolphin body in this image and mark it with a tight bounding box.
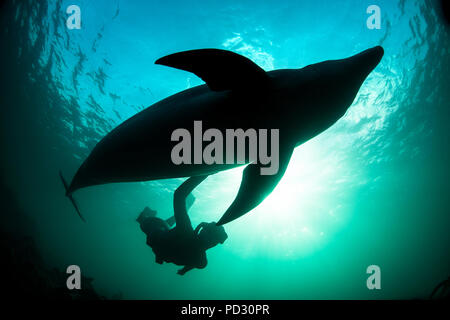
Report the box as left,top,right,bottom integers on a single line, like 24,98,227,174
61,46,384,225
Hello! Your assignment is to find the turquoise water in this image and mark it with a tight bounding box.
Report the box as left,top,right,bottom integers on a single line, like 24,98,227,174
0,0,449,299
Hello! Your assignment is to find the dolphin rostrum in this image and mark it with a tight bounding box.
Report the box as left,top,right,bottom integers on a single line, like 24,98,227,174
61,46,384,225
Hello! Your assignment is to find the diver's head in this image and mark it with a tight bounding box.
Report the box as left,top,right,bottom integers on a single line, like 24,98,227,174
197,222,228,250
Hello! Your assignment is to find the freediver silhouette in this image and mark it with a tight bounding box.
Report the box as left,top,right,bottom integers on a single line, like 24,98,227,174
136,175,227,275
60,46,384,225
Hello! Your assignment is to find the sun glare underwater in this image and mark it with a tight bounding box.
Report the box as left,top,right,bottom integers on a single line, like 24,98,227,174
0,0,449,299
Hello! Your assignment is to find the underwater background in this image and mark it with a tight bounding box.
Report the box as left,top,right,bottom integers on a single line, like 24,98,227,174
0,0,449,299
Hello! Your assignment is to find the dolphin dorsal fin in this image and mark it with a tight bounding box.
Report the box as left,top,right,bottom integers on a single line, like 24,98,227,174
155,49,268,91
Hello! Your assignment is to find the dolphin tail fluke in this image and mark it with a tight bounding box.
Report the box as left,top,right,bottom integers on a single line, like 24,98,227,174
59,170,86,222
217,145,294,226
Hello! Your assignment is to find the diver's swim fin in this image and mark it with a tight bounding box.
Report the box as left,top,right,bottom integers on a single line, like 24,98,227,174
136,206,157,224
59,170,86,222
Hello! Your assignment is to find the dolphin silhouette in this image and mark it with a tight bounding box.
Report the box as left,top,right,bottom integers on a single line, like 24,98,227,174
61,46,384,225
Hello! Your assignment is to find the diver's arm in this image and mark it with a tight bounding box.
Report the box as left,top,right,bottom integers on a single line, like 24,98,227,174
173,175,208,232
177,265,194,275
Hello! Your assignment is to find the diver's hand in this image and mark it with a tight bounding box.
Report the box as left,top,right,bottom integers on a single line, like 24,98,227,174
177,266,193,275
194,222,208,235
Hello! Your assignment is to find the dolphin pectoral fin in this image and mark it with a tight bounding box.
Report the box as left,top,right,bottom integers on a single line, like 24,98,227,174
216,146,294,225
155,49,269,91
